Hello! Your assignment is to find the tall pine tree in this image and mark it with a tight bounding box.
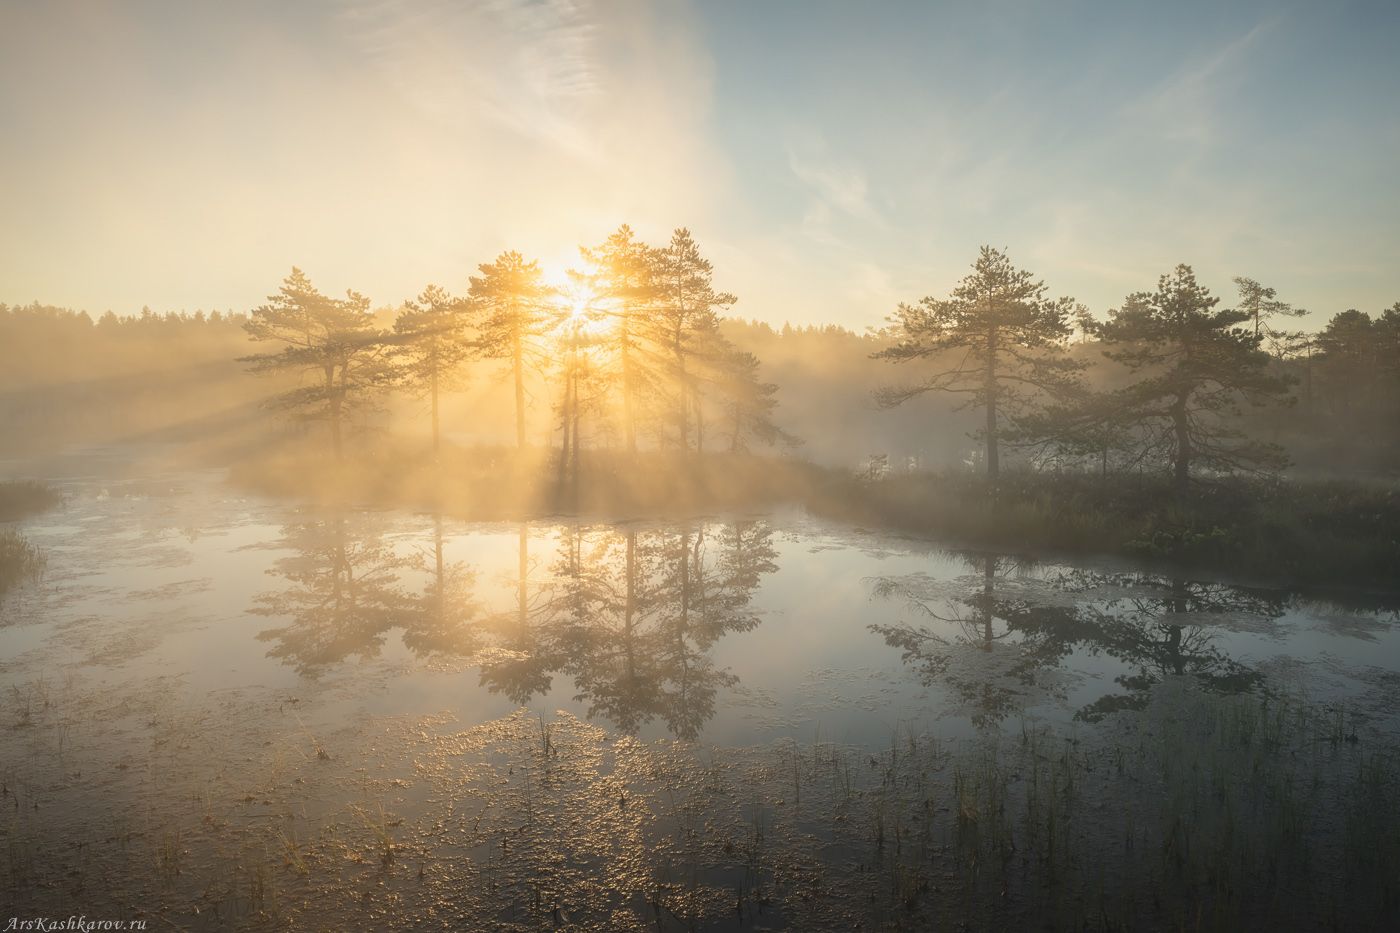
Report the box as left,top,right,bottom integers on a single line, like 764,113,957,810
1098,265,1291,492
392,284,476,456
242,268,391,460
469,252,553,449
874,246,1080,481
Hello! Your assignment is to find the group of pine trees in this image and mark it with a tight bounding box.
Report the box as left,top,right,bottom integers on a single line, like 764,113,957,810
875,247,1399,491
5,238,1392,483
240,226,794,465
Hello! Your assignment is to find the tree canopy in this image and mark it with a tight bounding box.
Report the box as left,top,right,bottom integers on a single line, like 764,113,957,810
1095,265,1292,491
241,267,392,459
874,246,1081,481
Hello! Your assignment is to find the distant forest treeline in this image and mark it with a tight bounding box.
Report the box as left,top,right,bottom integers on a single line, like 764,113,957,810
2,234,1397,476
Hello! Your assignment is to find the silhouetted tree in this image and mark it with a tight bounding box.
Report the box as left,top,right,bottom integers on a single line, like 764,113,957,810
874,247,1081,481
1010,388,1141,476
1378,304,1400,411
715,349,798,453
392,285,476,455
1072,303,1097,344
578,225,664,453
241,268,391,459
1097,265,1291,493
469,252,553,449
1274,331,1319,414
1316,309,1377,419
1233,276,1304,345
652,228,736,453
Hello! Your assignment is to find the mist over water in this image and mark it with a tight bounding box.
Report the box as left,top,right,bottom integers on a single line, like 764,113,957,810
3,2,1400,927
2,449,1398,928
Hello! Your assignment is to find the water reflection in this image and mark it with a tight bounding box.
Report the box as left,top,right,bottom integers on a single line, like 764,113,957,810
250,512,420,671
248,509,1387,739
870,554,1282,726
251,512,777,740
403,513,482,657
477,524,559,703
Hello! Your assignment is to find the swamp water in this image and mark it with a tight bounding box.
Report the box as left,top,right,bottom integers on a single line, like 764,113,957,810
2,451,1398,930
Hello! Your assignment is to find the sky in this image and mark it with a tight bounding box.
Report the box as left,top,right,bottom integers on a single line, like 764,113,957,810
1,0,1397,331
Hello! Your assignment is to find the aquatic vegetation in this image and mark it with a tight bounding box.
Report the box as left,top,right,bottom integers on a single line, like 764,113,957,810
0,479,62,522
2,688,1396,930
0,527,46,601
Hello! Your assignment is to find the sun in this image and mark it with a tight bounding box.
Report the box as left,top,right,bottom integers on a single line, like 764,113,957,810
541,262,611,341
566,285,593,324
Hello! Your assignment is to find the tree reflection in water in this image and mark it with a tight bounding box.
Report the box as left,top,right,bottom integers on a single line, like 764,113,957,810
250,511,418,673
251,510,777,739
871,553,1282,726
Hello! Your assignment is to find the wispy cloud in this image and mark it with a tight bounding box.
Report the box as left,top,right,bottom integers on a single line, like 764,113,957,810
787,134,880,227
333,0,605,157
1130,18,1275,150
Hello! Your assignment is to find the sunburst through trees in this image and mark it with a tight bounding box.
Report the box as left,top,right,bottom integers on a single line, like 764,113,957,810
240,228,796,494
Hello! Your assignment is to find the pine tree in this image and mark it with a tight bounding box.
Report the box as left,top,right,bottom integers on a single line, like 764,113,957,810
1233,276,1305,345
1098,265,1291,492
469,252,553,449
578,225,665,453
1315,309,1376,419
1377,304,1400,413
241,268,391,460
391,284,475,456
716,349,798,453
874,246,1081,481
652,229,736,453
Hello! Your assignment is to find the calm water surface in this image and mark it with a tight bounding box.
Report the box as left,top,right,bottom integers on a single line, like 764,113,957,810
2,449,1398,929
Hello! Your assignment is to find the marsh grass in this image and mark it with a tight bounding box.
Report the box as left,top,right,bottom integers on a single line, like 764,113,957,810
0,527,46,599
0,480,62,522
3,689,1397,931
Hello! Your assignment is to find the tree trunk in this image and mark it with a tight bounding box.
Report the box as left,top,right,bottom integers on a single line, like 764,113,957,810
570,366,581,501
326,364,343,461
513,331,526,450
694,394,705,454
621,323,637,454
430,365,440,458
1171,393,1191,495
1304,345,1313,415
674,328,690,454
984,328,999,482
678,383,689,452
555,387,571,496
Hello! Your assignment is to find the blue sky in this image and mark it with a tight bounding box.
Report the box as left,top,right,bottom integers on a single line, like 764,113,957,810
1,0,1396,329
